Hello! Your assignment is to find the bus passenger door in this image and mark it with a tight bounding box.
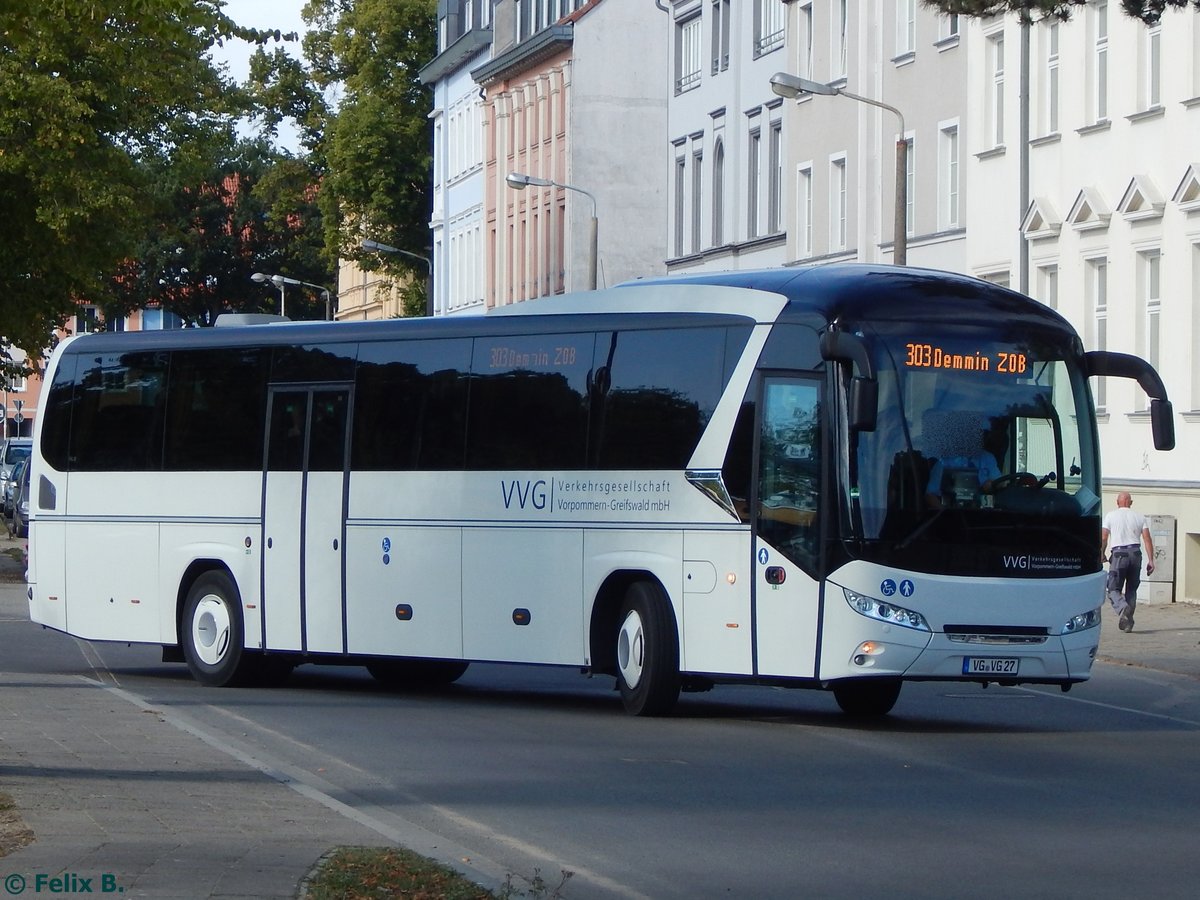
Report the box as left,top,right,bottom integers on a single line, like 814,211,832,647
753,377,821,678
262,388,350,655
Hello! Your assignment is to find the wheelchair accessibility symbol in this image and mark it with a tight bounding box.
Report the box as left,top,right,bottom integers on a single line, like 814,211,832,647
880,579,897,596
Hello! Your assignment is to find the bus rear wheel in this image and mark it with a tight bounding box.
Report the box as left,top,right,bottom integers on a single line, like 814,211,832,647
366,659,469,688
616,581,680,716
832,678,902,716
182,571,252,687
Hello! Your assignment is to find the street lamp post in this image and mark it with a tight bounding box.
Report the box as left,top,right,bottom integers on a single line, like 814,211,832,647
251,272,335,320
505,172,598,291
769,72,907,266
359,239,433,317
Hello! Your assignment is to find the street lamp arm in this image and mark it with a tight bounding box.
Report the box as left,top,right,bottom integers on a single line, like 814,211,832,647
506,172,599,290
836,90,905,136
769,70,907,267
360,239,432,273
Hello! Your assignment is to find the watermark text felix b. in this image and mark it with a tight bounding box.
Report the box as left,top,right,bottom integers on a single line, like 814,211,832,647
4,872,125,895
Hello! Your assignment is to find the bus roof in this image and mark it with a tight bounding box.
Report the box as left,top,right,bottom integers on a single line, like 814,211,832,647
623,263,1078,334
56,264,1076,357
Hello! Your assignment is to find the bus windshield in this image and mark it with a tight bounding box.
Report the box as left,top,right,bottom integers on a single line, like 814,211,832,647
846,324,1100,578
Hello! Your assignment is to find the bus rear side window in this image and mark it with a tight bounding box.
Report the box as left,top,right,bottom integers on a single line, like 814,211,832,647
41,354,78,471
354,338,471,470
164,348,269,470
69,351,168,471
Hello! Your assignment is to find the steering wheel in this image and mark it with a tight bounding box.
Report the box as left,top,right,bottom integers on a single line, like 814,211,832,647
991,472,1040,492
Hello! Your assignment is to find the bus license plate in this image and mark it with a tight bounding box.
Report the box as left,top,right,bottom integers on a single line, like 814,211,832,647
963,657,1019,675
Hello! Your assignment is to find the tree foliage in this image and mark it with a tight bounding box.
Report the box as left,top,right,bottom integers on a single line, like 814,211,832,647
924,0,1200,24
111,129,330,327
303,0,436,315
0,0,310,364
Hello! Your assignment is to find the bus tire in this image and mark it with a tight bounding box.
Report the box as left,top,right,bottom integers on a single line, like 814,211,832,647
616,581,680,716
366,659,469,688
182,570,251,687
832,678,902,717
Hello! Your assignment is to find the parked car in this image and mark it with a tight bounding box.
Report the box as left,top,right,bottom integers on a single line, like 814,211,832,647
1,438,32,516
11,458,30,538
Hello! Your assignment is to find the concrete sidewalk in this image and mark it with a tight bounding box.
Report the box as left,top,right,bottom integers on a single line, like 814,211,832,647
3,530,1198,898
1095,594,1200,679
0,537,390,899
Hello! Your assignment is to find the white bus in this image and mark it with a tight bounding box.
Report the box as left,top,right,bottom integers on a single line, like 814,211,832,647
27,265,1174,716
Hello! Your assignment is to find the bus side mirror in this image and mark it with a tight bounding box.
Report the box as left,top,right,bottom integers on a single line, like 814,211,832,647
1085,350,1175,451
821,331,877,432
848,377,878,433
1151,398,1175,451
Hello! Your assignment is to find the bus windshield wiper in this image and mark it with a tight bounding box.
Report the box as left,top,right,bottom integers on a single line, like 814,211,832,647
895,508,946,550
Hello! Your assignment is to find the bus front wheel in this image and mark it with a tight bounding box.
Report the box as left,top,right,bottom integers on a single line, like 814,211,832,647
832,678,902,716
182,571,251,687
616,581,680,716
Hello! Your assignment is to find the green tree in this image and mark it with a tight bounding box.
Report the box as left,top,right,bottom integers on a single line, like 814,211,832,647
303,0,436,316
112,130,331,326
925,0,1200,24
0,0,302,362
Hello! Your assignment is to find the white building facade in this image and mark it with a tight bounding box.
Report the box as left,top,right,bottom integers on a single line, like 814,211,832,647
964,2,1200,600
422,1,495,316
769,0,968,270
663,0,792,272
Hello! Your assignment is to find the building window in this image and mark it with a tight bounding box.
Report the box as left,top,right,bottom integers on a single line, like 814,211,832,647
712,139,725,246
797,163,813,258
1140,251,1161,391
940,13,960,41
798,2,814,78
1192,9,1200,99
939,123,959,230
988,31,1005,147
76,305,100,334
768,121,782,234
1087,257,1108,411
1038,263,1059,310
674,154,686,257
755,0,785,56
748,128,761,239
904,136,914,236
1092,1,1109,122
1044,20,1059,134
1141,20,1161,110
711,0,731,73
692,150,703,254
831,155,847,251
676,14,702,95
833,0,848,80
896,0,915,57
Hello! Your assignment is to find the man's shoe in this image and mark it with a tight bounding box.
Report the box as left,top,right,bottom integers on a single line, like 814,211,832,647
1118,614,1131,632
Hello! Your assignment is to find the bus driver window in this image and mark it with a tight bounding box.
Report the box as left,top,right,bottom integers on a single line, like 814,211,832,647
758,379,821,571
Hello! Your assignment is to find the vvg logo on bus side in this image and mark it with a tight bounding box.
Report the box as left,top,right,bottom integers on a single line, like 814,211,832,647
501,479,548,511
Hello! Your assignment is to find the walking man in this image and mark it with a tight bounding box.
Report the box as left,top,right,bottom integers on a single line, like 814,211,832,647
1100,492,1155,632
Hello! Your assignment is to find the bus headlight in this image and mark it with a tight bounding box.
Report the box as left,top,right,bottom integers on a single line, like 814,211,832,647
1060,606,1102,635
843,588,930,632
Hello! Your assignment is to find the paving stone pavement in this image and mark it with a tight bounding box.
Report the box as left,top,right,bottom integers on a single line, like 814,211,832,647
3,531,1198,898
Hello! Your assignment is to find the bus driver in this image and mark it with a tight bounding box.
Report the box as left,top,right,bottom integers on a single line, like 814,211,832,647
923,411,1002,509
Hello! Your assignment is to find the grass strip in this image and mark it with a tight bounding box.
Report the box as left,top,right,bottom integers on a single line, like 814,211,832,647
303,846,495,900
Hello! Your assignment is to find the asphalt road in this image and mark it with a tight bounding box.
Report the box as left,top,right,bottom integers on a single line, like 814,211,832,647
4,571,1199,900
